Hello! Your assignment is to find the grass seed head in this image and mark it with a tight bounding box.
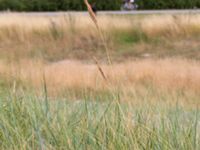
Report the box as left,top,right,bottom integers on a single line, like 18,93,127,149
84,0,98,27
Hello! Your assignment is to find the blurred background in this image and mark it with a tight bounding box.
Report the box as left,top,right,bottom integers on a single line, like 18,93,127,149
0,0,199,12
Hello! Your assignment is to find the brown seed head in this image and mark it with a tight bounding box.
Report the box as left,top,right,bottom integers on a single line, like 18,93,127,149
84,0,98,26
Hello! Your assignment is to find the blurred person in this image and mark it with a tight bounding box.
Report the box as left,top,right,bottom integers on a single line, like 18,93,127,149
122,0,137,10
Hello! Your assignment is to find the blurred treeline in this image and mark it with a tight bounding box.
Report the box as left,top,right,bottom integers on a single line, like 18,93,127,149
0,0,121,11
0,0,199,11
137,0,200,9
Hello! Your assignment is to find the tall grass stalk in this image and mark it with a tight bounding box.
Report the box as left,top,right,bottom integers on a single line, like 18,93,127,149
84,0,112,65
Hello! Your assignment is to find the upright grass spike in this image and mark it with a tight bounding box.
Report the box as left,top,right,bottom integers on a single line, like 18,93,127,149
84,0,112,66
84,0,98,27
93,57,107,81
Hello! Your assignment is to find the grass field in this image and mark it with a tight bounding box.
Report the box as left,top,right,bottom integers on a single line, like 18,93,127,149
0,12,200,149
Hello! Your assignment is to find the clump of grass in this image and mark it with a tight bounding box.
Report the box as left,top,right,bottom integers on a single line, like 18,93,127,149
49,19,64,40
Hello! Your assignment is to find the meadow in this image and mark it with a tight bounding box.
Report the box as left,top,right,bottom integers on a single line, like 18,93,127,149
0,13,200,149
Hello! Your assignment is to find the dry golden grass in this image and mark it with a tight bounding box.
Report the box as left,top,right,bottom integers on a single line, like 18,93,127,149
1,58,199,96
0,13,199,80
0,13,200,106
141,15,200,37
1,58,199,108
0,13,200,61
0,13,200,40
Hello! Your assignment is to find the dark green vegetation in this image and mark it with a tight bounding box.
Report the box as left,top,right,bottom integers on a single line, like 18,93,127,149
0,0,199,11
0,0,121,11
137,0,200,9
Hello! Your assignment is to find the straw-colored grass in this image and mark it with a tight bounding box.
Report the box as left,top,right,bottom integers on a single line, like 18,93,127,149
0,13,200,61
0,13,199,101
0,13,200,37
0,58,199,107
0,13,200,39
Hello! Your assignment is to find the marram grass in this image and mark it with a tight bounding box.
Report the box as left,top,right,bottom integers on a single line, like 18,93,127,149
0,90,199,150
